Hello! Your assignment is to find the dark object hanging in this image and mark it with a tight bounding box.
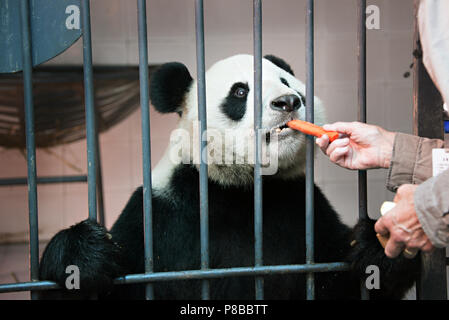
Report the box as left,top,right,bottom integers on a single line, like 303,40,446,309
0,65,158,148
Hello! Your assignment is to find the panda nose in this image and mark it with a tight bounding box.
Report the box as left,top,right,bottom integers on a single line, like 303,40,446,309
270,94,301,113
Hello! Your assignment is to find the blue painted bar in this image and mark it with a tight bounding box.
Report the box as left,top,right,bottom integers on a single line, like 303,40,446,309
0,175,87,186
194,0,210,300
137,0,154,300
81,0,97,221
0,262,350,293
0,281,60,293
253,0,264,301
358,0,370,300
19,0,39,301
114,262,350,285
305,0,315,300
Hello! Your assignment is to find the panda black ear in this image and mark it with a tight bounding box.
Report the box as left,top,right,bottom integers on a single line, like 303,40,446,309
150,62,193,114
264,54,295,76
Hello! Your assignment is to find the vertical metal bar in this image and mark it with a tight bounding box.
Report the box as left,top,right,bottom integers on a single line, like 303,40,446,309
357,0,370,300
95,123,105,226
137,0,154,300
19,0,39,300
305,0,315,300
357,0,368,221
195,0,210,300
253,0,264,300
413,0,447,300
81,0,97,221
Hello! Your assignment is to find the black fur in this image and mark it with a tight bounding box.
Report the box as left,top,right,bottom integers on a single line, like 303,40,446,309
220,82,249,121
39,219,125,299
264,54,295,76
39,165,418,299
348,218,419,299
149,62,193,114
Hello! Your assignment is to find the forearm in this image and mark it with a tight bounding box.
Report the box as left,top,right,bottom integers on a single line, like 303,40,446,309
386,132,444,192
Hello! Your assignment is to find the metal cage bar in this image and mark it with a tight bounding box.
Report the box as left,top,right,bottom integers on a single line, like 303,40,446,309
0,175,87,186
137,0,154,300
194,0,210,300
81,0,98,222
0,262,349,293
357,0,370,300
305,0,315,300
95,113,106,226
19,0,39,301
253,0,264,301
357,0,368,222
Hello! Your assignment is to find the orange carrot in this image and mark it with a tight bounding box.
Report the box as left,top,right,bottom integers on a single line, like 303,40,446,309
287,119,340,142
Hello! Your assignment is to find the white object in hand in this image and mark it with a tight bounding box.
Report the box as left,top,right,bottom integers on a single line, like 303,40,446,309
380,201,396,216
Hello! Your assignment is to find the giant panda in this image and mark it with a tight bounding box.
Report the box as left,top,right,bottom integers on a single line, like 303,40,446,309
39,54,419,300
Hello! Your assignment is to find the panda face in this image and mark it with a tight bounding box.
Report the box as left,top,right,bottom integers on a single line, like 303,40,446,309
150,54,325,187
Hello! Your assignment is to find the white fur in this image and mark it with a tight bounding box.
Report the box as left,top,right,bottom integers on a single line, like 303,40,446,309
152,54,326,189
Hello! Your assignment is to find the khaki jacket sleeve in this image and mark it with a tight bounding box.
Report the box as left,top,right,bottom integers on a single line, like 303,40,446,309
386,132,444,192
414,169,449,248
386,132,449,247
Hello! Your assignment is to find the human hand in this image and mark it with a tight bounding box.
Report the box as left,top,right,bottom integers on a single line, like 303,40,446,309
374,184,434,258
315,122,396,170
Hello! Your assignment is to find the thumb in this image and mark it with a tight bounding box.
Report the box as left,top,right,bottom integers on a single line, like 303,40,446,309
322,122,358,135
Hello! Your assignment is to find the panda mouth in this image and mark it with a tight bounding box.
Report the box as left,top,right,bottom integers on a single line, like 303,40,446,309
265,122,291,144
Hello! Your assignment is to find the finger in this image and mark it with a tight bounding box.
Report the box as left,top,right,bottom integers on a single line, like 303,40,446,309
407,229,429,249
329,146,349,163
316,135,329,153
374,217,389,236
384,236,405,258
325,138,349,158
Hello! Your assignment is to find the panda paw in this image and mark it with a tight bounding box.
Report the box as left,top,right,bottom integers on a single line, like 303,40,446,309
348,218,419,299
39,219,126,298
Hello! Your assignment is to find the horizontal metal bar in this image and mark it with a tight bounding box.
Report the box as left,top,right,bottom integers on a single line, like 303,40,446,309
0,175,87,186
0,262,350,293
115,263,350,285
0,281,59,293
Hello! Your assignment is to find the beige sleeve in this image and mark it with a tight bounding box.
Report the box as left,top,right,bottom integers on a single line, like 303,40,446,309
414,169,449,248
386,132,444,192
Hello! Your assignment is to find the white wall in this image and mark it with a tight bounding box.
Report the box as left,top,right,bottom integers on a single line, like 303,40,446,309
0,0,415,242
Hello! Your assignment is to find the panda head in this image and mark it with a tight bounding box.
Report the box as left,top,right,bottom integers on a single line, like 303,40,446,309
150,54,325,187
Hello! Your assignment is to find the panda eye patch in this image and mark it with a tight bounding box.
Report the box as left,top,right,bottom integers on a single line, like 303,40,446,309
220,82,250,121
232,82,249,98
280,77,290,87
